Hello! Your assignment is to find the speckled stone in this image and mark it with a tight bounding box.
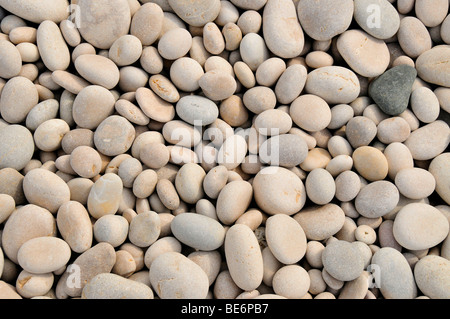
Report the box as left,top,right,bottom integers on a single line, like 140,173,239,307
368,65,417,115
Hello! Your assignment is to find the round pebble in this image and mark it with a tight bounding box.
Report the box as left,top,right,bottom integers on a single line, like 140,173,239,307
0,125,34,171
352,146,389,181
355,181,399,218
87,173,123,219
290,94,331,132
322,240,365,281
394,168,436,200
414,255,450,299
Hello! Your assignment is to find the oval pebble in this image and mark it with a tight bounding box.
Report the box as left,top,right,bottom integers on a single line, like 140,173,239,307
149,252,209,299
404,120,450,160
82,273,153,299
75,54,120,90
168,0,220,27
0,0,68,24
353,0,400,39
371,247,417,299
275,64,307,105
130,3,164,46
0,125,34,171
176,95,219,126
94,116,136,157
265,214,307,265
87,173,123,219
36,20,70,72
57,201,93,253
377,117,411,144
158,28,192,60
395,168,436,200
290,94,331,132
352,146,389,181
224,224,263,291
273,265,310,299
429,153,450,205
355,181,399,218
322,240,365,281
294,204,346,241
398,17,432,58
259,134,308,168
128,211,160,247
410,87,441,123
0,40,22,79
171,213,225,251
216,180,253,225
414,255,450,299
393,203,449,250
17,237,71,274
305,168,335,205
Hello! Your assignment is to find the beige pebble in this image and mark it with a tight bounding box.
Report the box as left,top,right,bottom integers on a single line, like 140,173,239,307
275,64,307,105
69,146,102,179
87,173,123,219
129,211,160,247
199,70,237,101
170,57,205,92
305,241,325,269
322,240,365,281
353,146,389,181
130,3,164,46
395,168,436,200
327,136,353,157
156,179,179,210
17,237,70,274
132,168,157,198
272,265,310,299
233,61,256,89
225,224,263,291
377,117,411,144
108,35,142,67
299,148,332,172
325,155,353,177
219,95,249,127
294,204,345,241
144,236,182,269
335,216,357,242
404,120,450,160
355,225,377,245
290,94,331,132
414,255,450,299
94,115,136,157
136,87,176,123
429,153,450,205
243,86,276,114
410,87,441,123
56,201,93,253
213,270,243,299
0,193,15,224
203,165,228,199
398,17,432,58
265,214,307,265
415,0,448,27
158,28,192,60
216,180,253,225
36,20,70,71
345,116,377,148
16,270,54,299
93,214,129,248
240,33,270,71
305,168,336,205
150,251,209,299
355,180,399,218
0,40,22,79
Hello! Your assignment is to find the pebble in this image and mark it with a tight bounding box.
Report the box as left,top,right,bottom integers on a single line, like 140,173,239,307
224,224,264,291
36,20,70,72
74,54,120,90
26,99,59,131
398,17,432,59
243,86,277,114
77,0,131,49
255,109,292,136
16,270,54,299
403,120,450,160
371,247,417,299
56,201,93,253
94,115,136,157
82,273,153,299
297,0,354,41
0,0,68,24
352,146,389,181
275,64,307,105
414,255,450,299
376,117,411,144
416,45,450,88
265,214,307,265
335,171,361,202
94,215,129,248
168,0,220,27
322,240,365,281
216,180,252,225
294,204,346,241
305,66,360,104
369,64,417,116
256,57,286,87
136,87,176,123
158,28,192,60
259,134,308,168
171,213,226,251
131,3,164,46
429,153,450,205
253,167,306,216
395,168,436,200
393,203,449,250
0,40,22,79
149,252,209,299
305,168,336,205
272,265,310,299
353,0,400,39
290,94,331,132
216,134,247,170
87,173,123,219
17,237,71,274
262,0,304,59
128,211,160,247
337,30,390,77
410,87,441,123
0,76,39,124
239,33,270,71
108,35,142,67
0,125,34,171
144,237,182,269
355,181,399,218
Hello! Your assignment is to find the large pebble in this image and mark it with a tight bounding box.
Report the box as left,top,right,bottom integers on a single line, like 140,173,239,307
395,168,435,200
371,247,417,299
253,166,306,216
149,252,209,299
262,0,304,59
1,204,56,263
290,94,331,132
171,213,225,251
414,255,450,299
259,134,308,168
393,203,449,250
36,20,70,71
297,0,354,41
322,240,364,281
429,153,450,205
87,173,123,219
168,0,221,27
75,54,120,90
130,3,164,46
272,265,310,299
305,66,360,104
403,120,450,160
416,46,450,88
398,17,432,58
77,0,131,49
293,204,345,241
34,119,70,152
0,40,22,79
355,181,399,218
224,224,264,291
216,180,253,225
255,109,292,136
337,30,389,77
265,214,307,265
57,201,93,253
369,64,417,116
23,169,70,214
128,211,160,247
0,0,68,24
135,87,176,123
82,273,153,299
203,165,228,199
17,237,70,274
376,117,411,144
243,86,276,114
352,146,388,181
0,76,39,124
61,242,116,297
176,95,219,126
353,0,400,39
0,125,34,171
94,215,129,248
239,33,270,71
94,116,136,157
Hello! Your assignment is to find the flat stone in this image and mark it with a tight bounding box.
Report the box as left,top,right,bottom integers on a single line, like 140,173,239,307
368,65,417,116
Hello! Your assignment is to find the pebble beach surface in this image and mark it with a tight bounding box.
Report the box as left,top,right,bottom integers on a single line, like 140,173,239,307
0,0,449,300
